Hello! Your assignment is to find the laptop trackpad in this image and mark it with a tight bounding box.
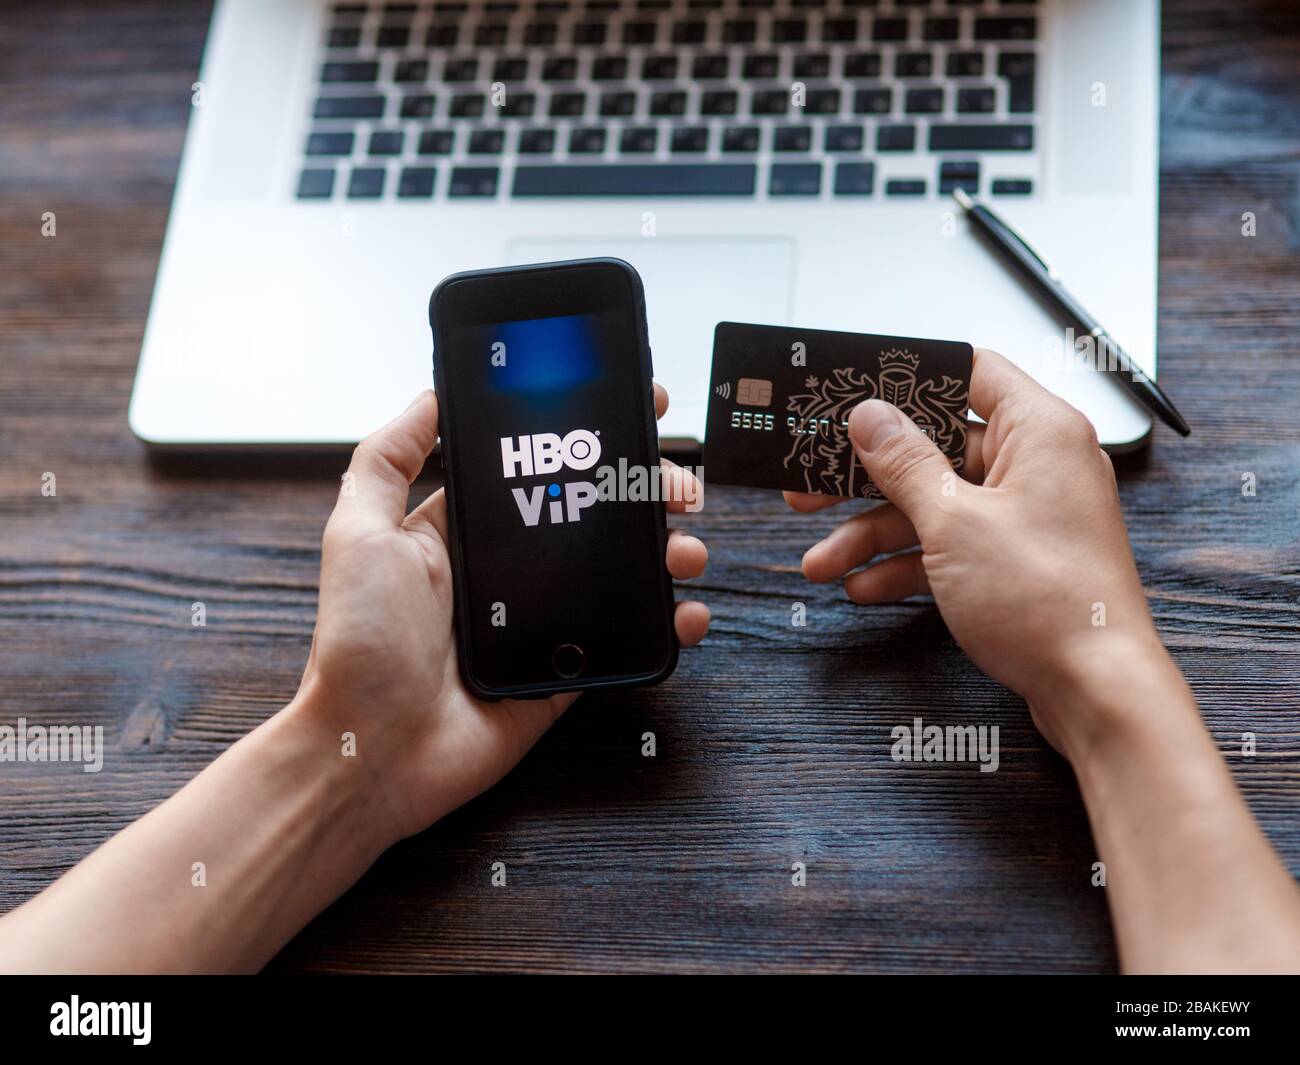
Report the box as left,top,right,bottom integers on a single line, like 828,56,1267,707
507,237,795,441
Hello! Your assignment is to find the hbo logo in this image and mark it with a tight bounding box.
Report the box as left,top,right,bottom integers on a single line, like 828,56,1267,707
500,429,601,479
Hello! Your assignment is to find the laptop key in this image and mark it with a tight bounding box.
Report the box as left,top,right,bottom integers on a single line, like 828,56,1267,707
376,25,411,48
844,52,881,78
794,53,831,79
905,87,943,114
871,17,908,42
947,51,984,77
347,167,385,198
671,127,709,153
368,130,404,155
895,52,932,78
774,125,812,152
569,127,607,153
693,54,730,79
314,95,385,119
650,91,687,116
673,20,708,44
1007,74,1035,113
622,21,657,45
938,160,979,194
885,178,926,196
701,90,739,115
493,57,528,81
425,24,459,47
877,124,917,151
449,166,499,197
592,56,628,80
525,22,559,46
395,60,429,83
512,164,758,196
723,19,757,44
418,129,455,154
321,61,379,83
397,167,436,198
400,94,436,118
853,87,892,114
542,56,578,81
306,131,355,156
550,92,586,117
773,18,807,43
450,94,485,118
573,22,607,45
975,16,1037,42
824,124,864,152
769,163,821,196
956,87,995,114
722,126,760,152
469,129,506,154
519,128,557,154
805,88,841,114
620,127,658,153
743,54,779,79
929,124,1033,151
642,54,679,79
327,27,362,48
834,162,875,195
599,91,636,116
822,18,858,43
922,16,959,42
500,93,536,117
442,58,478,81
475,23,509,46
296,168,335,199
991,178,1033,195
751,89,789,115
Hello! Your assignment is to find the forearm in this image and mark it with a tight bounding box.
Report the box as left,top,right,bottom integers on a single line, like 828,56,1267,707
1055,646,1300,973
0,690,391,973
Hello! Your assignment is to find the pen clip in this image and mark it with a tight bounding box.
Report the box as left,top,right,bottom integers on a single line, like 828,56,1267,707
990,211,1061,283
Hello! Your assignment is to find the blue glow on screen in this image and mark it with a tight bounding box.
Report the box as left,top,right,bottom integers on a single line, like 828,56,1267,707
490,313,602,393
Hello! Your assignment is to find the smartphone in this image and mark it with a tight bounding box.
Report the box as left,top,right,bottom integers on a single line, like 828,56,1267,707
429,258,677,700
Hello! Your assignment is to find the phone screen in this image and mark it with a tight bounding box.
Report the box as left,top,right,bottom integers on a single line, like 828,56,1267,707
433,261,675,695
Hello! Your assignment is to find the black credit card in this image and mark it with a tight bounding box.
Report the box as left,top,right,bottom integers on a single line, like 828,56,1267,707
705,322,973,499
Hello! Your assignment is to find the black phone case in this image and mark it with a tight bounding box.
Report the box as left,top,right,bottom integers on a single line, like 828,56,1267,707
428,257,678,701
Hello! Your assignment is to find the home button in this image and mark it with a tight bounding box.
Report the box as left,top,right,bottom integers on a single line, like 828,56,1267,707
552,643,585,679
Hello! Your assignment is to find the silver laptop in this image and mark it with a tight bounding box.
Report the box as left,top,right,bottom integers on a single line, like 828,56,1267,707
130,0,1159,448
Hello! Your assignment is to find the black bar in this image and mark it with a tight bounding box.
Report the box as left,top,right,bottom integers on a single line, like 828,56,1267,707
512,163,756,196
929,124,1034,151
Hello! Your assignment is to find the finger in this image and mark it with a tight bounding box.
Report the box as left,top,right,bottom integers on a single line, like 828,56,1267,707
783,490,850,513
335,390,438,531
674,600,710,647
844,551,930,604
662,459,704,513
960,423,987,484
802,502,918,583
969,347,1049,422
847,399,963,538
404,485,448,541
654,382,668,420
666,530,708,580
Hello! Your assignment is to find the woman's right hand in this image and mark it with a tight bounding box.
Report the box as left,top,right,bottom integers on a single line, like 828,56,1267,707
786,348,1163,762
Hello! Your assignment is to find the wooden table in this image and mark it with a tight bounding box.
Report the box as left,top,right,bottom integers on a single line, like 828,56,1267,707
2,0,1298,973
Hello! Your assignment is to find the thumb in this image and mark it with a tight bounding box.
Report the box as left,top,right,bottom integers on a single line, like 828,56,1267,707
848,400,959,534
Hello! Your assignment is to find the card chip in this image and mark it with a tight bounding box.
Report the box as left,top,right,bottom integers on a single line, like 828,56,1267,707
737,377,773,407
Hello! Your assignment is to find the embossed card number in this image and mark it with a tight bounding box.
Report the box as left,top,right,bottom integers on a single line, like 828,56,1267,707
705,322,973,500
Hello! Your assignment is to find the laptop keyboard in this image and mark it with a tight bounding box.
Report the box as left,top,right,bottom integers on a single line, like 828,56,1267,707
297,0,1040,202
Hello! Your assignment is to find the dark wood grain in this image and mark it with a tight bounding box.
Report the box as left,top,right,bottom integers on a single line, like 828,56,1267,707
1,0,1298,974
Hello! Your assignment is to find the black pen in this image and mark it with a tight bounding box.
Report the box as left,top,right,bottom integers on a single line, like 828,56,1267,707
952,188,1190,437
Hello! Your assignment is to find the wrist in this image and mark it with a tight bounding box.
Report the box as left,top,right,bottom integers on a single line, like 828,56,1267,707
1027,628,1198,771
269,681,410,854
